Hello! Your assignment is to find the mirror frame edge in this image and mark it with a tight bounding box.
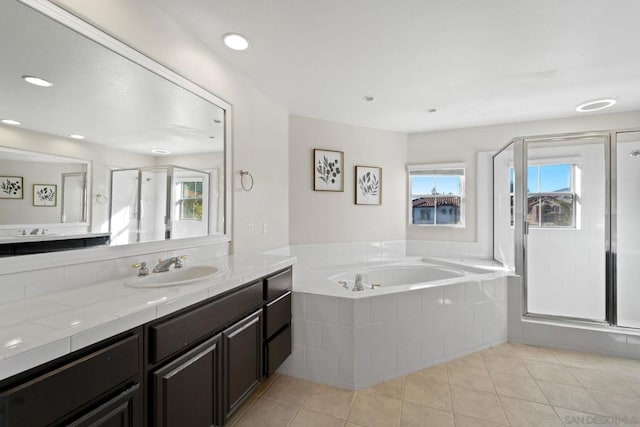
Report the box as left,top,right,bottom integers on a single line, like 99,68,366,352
0,0,233,272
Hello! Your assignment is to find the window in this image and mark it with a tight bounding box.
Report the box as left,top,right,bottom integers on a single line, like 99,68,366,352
408,165,465,226
177,179,203,221
510,163,576,227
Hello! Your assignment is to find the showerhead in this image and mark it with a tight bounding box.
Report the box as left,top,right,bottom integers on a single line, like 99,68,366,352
631,149,640,158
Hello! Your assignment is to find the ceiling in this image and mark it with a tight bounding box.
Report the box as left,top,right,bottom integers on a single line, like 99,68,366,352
0,0,224,156
152,0,640,133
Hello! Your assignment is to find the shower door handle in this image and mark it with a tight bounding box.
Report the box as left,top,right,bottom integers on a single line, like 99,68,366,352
524,221,529,235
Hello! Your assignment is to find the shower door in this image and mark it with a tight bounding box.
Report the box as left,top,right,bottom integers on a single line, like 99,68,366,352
523,135,609,322
615,130,640,328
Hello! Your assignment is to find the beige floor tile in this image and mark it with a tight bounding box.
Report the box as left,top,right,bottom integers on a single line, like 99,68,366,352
499,396,563,426
303,383,355,420
262,374,315,406
537,381,605,414
400,401,453,427
513,344,562,364
524,360,580,386
480,343,520,359
588,389,640,418
490,371,548,404
569,366,638,396
362,375,405,400
447,352,486,369
447,364,495,392
449,386,508,425
553,350,606,370
290,408,345,427
454,414,507,427
411,364,448,384
348,392,402,427
233,396,298,427
484,355,531,377
403,374,452,411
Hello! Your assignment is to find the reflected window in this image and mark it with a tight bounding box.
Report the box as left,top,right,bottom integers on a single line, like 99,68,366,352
510,163,576,228
409,166,465,226
177,180,203,221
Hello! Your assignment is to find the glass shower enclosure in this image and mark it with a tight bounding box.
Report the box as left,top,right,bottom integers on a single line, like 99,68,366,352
493,128,640,329
109,165,210,245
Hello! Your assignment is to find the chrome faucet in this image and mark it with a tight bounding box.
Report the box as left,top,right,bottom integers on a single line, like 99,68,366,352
29,228,39,235
153,255,186,273
353,273,365,292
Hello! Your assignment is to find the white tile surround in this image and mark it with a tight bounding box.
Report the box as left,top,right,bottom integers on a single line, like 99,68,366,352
275,241,508,390
0,243,295,380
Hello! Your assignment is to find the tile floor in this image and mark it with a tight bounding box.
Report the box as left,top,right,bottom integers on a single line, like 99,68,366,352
228,343,640,426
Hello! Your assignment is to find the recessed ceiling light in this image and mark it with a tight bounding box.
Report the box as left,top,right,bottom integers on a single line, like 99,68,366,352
576,99,616,112
69,134,85,140
0,119,21,126
151,148,171,155
22,75,54,87
363,95,375,102
222,33,250,51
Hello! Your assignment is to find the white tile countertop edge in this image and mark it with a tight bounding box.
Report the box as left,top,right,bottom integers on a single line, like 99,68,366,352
0,253,296,381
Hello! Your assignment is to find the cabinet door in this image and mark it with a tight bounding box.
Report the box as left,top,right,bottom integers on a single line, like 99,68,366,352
152,335,221,427
222,310,263,421
67,383,141,427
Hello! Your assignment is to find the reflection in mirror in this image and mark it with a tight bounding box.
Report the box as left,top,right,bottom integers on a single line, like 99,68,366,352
0,0,229,255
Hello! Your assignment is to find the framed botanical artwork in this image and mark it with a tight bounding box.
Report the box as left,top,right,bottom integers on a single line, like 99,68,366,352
314,149,344,192
355,165,382,205
33,184,57,207
0,176,23,199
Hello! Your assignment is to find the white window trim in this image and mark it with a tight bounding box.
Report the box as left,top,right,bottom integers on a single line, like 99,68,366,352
407,162,466,228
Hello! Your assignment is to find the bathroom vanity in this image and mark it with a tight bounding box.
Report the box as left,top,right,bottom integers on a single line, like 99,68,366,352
0,266,293,427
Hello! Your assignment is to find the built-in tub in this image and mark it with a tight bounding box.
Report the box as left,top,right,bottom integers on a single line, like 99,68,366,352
278,257,510,390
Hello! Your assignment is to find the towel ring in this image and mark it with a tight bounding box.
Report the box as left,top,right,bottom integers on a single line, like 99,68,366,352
240,170,254,191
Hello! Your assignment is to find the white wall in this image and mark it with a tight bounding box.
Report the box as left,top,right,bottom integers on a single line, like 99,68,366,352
53,0,290,254
288,115,407,244
407,110,640,247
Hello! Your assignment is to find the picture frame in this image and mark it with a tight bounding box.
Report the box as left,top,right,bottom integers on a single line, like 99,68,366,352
33,184,57,207
0,176,23,199
355,165,382,205
313,149,344,192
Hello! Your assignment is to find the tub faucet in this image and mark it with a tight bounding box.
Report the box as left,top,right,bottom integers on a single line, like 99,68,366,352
153,255,186,273
353,273,365,292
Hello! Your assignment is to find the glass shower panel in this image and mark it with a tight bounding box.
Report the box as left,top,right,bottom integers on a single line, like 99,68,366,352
139,167,168,243
616,131,640,328
110,169,139,245
493,143,516,270
525,137,607,320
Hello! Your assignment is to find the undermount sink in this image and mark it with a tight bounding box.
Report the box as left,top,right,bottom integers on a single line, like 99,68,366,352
125,265,220,288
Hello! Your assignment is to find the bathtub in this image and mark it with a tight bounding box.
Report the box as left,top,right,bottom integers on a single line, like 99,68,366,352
279,257,510,390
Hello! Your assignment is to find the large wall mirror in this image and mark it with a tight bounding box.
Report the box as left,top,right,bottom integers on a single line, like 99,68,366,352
0,0,231,256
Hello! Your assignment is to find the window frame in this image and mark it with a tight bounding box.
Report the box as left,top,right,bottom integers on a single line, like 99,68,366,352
407,163,466,228
509,161,578,229
176,178,204,221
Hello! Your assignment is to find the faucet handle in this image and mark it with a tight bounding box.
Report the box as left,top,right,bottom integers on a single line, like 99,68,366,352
175,255,187,268
132,262,149,276
337,280,349,289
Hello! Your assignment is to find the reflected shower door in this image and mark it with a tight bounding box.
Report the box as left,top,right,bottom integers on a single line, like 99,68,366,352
139,168,168,243
525,136,608,321
493,143,516,270
110,169,139,245
616,131,640,328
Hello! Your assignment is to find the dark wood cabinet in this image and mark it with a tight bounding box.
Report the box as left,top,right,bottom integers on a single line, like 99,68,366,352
67,383,141,427
0,267,292,427
151,335,221,427
222,310,263,422
0,330,142,427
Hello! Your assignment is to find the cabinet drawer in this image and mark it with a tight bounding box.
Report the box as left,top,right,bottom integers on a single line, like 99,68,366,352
265,325,291,377
264,269,292,302
265,291,291,338
149,281,262,364
0,333,140,427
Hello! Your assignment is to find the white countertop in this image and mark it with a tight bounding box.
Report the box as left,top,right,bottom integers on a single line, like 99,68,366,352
0,253,295,381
